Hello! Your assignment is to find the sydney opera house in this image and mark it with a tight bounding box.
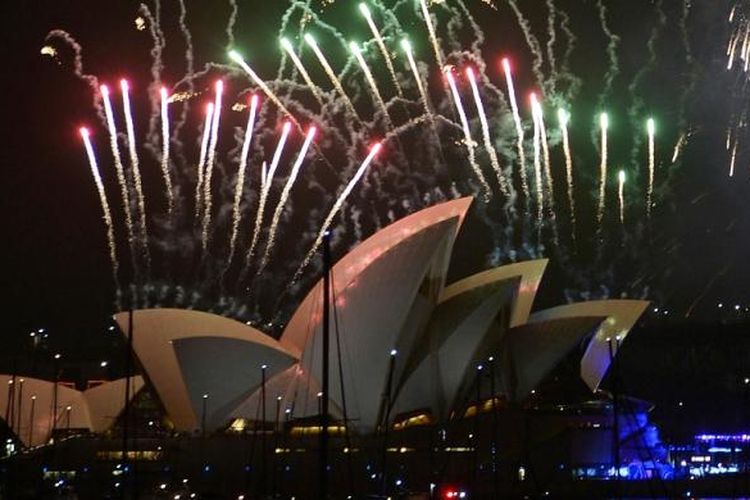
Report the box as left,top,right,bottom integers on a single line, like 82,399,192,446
0,197,668,497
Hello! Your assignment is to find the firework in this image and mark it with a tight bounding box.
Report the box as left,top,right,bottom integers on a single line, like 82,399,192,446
80,127,120,301
225,95,260,277
100,85,138,267
201,80,224,256
501,58,530,208
531,94,555,207
242,121,293,281
419,0,443,67
558,108,576,239
531,93,559,244
301,35,358,119
293,143,382,282
400,39,432,118
229,50,301,129
120,79,151,270
359,3,402,97
466,67,509,196
280,38,324,105
646,117,655,219
597,112,609,227
258,126,317,275
159,87,174,215
445,67,491,200
350,41,392,127
530,93,544,231
618,169,626,225
671,132,685,164
730,141,737,177
194,102,214,222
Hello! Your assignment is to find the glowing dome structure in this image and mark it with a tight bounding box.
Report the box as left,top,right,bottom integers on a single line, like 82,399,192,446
99,197,649,435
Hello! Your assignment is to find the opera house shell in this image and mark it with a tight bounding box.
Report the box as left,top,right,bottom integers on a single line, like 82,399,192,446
1,196,649,442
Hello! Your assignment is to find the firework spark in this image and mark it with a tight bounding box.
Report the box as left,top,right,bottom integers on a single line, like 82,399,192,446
194,102,214,222
558,108,576,239
530,93,544,232
466,67,509,196
597,112,609,227
80,127,120,300
646,117,655,219
400,39,432,118
502,58,530,209
301,35,359,119
419,0,443,68
100,85,138,268
159,87,174,215
258,125,317,275
350,41,392,127
120,79,151,271
201,80,224,256
445,67,491,200
229,50,301,129
225,95,260,277
280,38,324,105
359,3,402,97
242,121,293,281
531,93,559,245
293,143,382,282
618,169,626,225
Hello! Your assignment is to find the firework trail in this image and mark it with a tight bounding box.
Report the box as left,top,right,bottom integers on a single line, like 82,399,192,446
730,141,738,177
626,1,664,176
557,9,581,100
241,121,293,281
401,39,432,117
100,85,138,269
80,128,121,304
618,170,626,225
444,67,491,200
646,118,655,219
597,112,609,227
159,87,174,215
291,143,382,283
257,126,317,275
465,67,509,196
120,79,151,272
350,41,392,127
261,160,268,188
558,108,576,240
194,103,214,222
359,3,403,97
229,51,302,129
201,80,224,256
671,133,685,164
226,0,238,49
531,94,560,247
502,58,530,210
419,0,444,68
595,0,621,108
224,95,260,278
43,31,104,120
506,1,545,86
174,0,195,140
280,38,324,105
545,0,558,94
138,4,166,161
531,95,555,206
301,35,359,120
530,94,544,233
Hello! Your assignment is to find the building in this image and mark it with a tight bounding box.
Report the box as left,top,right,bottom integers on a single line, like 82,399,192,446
1,196,664,497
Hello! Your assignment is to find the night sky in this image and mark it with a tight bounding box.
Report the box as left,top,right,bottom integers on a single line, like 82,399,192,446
1,0,744,368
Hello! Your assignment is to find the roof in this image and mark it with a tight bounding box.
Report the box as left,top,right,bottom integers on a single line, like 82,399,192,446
114,308,296,431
